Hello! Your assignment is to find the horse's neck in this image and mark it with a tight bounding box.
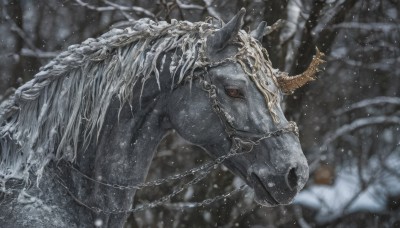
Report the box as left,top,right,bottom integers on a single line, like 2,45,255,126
64,76,172,225
88,90,168,186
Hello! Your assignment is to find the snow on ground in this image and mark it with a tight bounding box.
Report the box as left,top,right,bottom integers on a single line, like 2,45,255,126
294,152,400,223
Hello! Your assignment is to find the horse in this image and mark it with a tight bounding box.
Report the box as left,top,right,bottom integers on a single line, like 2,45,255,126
0,9,324,227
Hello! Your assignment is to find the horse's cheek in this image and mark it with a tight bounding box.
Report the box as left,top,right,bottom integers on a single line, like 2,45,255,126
167,94,222,145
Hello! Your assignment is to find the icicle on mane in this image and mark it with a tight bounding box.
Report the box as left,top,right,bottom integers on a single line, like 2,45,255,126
0,18,280,189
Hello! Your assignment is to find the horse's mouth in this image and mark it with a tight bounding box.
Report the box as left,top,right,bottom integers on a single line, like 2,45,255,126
250,173,280,206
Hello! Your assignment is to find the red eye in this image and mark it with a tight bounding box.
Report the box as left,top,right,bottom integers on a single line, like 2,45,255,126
225,88,243,98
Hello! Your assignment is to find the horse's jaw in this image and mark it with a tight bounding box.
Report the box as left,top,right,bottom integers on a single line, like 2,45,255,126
205,133,309,207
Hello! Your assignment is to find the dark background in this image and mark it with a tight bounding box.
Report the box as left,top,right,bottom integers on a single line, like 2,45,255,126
1,0,399,227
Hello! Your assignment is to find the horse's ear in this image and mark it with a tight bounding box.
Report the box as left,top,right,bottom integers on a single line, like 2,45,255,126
207,8,246,51
251,21,267,42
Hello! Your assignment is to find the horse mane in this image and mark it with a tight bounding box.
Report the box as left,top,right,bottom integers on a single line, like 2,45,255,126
0,18,278,188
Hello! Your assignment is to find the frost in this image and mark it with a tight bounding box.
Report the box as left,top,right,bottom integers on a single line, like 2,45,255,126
202,211,211,222
144,209,154,224
94,219,103,227
119,141,127,149
17,189,53,213
184,186,194,200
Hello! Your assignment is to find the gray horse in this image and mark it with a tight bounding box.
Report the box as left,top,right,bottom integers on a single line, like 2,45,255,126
0,9,324,227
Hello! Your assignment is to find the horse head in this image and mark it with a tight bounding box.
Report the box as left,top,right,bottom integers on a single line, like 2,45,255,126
168,9,323,206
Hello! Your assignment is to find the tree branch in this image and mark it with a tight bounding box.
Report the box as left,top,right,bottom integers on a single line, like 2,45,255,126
334,97,400,116
322,116,400,149
74,0,155,19
332,22,400,32
2,2,59,59
176,0,204,10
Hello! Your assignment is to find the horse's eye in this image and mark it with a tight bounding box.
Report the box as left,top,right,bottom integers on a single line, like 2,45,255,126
225,88,244,98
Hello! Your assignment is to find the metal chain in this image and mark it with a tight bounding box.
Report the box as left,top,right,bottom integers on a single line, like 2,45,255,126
58,162,213,214
57,172,248,214
57,139,248,214
62,139,247,190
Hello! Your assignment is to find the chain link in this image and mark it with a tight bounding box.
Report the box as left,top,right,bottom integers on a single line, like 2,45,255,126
160,184,248,210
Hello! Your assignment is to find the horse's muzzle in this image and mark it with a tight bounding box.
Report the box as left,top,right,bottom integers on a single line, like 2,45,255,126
248,161,309,206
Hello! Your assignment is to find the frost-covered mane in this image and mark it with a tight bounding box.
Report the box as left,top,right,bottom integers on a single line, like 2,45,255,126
0,18,278,188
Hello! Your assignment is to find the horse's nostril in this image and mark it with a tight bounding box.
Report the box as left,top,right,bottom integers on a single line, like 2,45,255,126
286,167,298,190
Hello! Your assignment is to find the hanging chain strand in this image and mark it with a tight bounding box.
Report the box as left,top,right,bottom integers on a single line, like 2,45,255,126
56,139,247,214
62,139,247,191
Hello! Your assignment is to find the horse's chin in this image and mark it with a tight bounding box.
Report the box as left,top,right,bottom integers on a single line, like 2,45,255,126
251,173,294,207
253,192,294,207
252,184,281,207
254,196,279,207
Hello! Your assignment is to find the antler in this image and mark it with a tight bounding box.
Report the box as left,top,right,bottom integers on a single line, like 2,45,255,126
277,48,325,93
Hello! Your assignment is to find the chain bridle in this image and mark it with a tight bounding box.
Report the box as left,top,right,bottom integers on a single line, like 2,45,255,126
197,68,299,149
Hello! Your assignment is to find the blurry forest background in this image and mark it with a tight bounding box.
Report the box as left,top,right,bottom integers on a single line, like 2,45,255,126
1,0,399,227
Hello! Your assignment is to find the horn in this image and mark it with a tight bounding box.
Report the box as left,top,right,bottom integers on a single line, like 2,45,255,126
277,48,325,93
207,8,246,51
250,21,267,41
